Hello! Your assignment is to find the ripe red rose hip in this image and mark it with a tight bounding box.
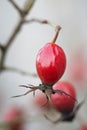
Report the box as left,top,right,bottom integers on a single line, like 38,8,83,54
51,81,76,113
36,43,66,85
3,106,24,130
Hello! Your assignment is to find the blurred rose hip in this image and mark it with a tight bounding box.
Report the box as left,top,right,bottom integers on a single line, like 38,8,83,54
3,106,24,130
78,126,87,130
51,81,76,114
68,49,87,85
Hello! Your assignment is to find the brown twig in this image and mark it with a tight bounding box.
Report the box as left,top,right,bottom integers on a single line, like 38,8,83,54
0,66,37,77
24,18,49,24
8,0,23,15
6,0,36,50
0,44,5,52
0,0,36,72
5,19,24,51
23,0,36,15
51,25,61,43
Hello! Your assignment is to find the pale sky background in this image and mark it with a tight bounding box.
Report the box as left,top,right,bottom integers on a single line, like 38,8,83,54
0,0,87,130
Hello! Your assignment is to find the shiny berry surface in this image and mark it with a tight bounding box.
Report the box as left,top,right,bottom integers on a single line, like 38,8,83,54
36,43,66,85
51,81,76,113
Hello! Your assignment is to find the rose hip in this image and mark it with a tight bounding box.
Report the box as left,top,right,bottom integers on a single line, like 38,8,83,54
3,106,24,130
36,43,66,86
51,81,76,114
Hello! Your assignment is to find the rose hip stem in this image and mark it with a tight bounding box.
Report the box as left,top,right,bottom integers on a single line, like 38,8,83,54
51,25,61,43
46,21,61,43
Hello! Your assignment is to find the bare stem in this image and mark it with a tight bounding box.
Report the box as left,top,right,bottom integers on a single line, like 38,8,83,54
51,25,61,43
0,66,37,77
5,19,24,50
6,0,36,50
8,0,23,15
0,0,36,73
24,18,60,30
0,44,5,52
23,0,36,15
24,18,49,24
24,18,61,43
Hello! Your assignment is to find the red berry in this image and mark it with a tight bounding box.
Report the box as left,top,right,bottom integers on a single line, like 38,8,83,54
3,106,24,130
36,43,66,85
68,51,87,85
51,81,76,113
79,126,87,130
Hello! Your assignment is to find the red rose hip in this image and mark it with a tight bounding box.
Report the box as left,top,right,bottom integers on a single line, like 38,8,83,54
51,81,76,113
3,106,24,130
79,126,87,130
36,43,66,85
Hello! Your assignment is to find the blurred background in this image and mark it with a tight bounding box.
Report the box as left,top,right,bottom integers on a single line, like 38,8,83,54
0,0,87,130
